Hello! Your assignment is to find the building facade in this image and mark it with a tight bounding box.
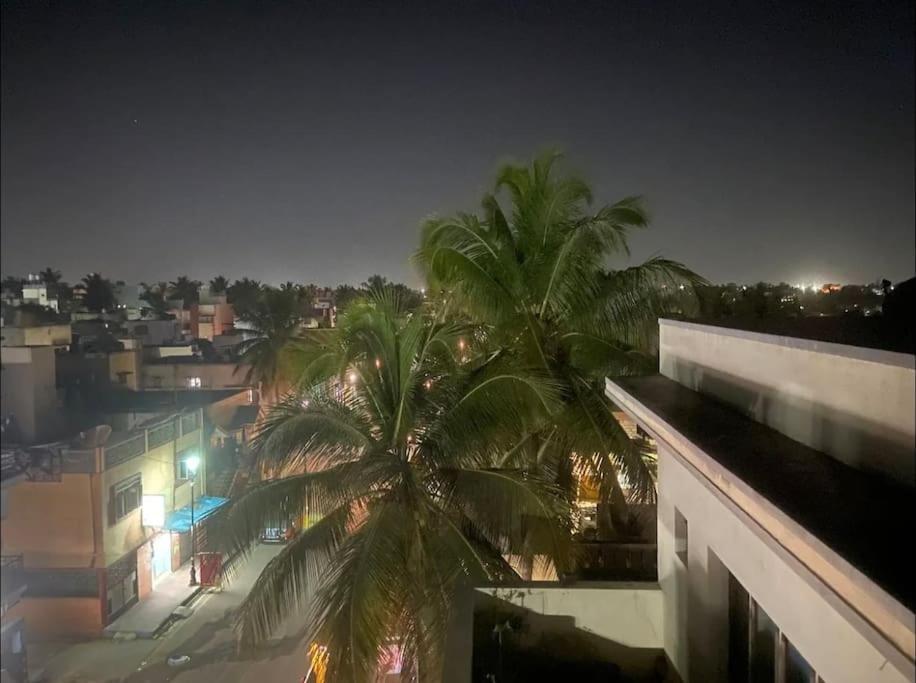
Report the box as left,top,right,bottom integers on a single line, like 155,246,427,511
605,320,915,682
1,410,212,639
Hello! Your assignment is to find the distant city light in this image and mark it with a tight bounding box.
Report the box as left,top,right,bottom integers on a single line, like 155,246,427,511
375,358,382,369
348,371,358,384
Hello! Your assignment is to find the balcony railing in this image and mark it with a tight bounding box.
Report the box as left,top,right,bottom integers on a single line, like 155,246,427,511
1,554,27,615
571,542,658,581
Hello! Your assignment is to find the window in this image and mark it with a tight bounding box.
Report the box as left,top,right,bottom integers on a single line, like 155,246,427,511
728,571,823,683
674,508,688,566
176,449,199,480
187,376,202,389
110,474,142,525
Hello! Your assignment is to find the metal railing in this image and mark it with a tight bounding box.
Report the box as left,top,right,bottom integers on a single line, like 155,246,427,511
1,554,26,613
571,542,658,581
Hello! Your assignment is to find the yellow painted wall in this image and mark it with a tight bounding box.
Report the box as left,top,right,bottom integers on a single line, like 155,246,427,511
101,427,202,565
108,349,142,390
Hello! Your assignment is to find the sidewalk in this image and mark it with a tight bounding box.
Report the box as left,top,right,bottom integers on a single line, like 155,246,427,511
104,563,202,639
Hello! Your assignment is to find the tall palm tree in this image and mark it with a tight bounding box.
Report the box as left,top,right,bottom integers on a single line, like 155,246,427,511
209,274,229,295
81,272,116,313
227,277,263,321
223,291,568,680
168,275,202,307
39,267,62,285
415,152,704,532
236,286,306,403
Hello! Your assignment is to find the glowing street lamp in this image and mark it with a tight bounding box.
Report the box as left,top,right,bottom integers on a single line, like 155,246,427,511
185,452,201,586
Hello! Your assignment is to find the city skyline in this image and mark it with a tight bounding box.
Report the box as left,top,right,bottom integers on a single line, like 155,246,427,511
2,0,914,286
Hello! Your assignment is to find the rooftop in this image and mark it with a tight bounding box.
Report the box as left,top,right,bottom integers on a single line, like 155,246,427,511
679,314,915,355
98,389,243,414
609,374,914,613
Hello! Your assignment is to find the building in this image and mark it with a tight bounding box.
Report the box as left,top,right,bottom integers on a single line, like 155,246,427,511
197,288,235,341
0,346,65,445
0,323,71,349
1,449,30,683
123,319,182,347
141,358,250,391
21,276,59,313
446,318,915,683
113,283,142,320
607,319,915,682
0,409,223,640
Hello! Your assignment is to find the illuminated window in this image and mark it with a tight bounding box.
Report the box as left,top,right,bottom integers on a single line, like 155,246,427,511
187,376,202,389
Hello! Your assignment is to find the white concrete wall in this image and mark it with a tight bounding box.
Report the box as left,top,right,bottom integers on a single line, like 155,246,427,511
659,320,916,484
479,585,664,650
657,444,914,683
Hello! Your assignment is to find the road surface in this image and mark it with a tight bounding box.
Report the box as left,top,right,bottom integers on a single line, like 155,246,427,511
38,544,312,683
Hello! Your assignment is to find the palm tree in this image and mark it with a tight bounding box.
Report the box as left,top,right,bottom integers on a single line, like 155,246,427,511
39,267,62,285
415,152,703,532
168,275,202,307
139,282,171,318
236,286,306,403
81,273,116,313
209,275,229,295
223,291,568,680
227,277,263,321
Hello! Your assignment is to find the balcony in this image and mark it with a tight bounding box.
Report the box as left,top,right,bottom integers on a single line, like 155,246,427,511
1,554,27,617
571,542,658,581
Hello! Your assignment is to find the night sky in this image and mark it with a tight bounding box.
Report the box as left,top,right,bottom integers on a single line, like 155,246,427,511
2,0,913,287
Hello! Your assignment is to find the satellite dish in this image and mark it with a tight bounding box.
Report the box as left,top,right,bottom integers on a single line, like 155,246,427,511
78,425,112,448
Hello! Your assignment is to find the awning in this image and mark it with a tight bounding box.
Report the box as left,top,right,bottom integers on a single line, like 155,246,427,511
163,496,230,533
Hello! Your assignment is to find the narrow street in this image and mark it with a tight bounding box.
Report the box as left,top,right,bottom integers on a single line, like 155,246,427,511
37,544,311,683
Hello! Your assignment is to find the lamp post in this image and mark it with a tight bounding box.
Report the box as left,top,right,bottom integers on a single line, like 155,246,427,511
185,453,201,586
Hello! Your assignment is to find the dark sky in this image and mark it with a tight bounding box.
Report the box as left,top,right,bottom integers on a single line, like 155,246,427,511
2,0,913,287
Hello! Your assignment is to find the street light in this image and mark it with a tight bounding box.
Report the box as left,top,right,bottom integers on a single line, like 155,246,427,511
185,453,201,586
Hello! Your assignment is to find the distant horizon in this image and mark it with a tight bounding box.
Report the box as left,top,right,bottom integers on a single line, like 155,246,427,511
2,268,910,291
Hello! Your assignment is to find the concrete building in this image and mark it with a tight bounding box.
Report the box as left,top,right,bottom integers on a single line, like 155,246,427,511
604,319,915,682
141,359,250,391
113,284,142,320
21,277,59,313
0,323,71,349
446,318,915,683
197,288,235,341
0,346,64,444
0,410,221,640
1,449,30,682
123,319,181,347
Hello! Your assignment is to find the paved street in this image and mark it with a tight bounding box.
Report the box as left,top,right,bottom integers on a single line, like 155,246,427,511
37,544,311,683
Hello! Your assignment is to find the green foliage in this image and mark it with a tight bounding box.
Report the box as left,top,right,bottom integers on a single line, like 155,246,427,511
415,151,704,523
209,274,229,294
168,275,202,307
222,291,570,680
139,282,171,318
227,278,264,321
81,272,116,313
236,286,306,398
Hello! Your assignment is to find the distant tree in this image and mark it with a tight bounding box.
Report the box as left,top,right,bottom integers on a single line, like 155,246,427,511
332,284,361,311
81,273,116,313
1,275,23,297
209,275,229,295
236,286,305,402
140,282,171,318
227,278,263,321
168,276,202,308
39,267,62,285
55,282,74,311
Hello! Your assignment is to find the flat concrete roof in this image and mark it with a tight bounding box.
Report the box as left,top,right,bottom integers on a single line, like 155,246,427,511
611,374,914,613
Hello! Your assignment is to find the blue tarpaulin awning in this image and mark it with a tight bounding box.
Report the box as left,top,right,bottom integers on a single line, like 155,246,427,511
163,496,230,533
